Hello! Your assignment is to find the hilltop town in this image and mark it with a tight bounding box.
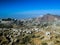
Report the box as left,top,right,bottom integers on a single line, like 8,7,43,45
0,14,60,45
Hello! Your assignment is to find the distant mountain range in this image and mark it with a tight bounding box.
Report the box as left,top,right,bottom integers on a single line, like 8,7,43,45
1,14,60,22
35,14,60,22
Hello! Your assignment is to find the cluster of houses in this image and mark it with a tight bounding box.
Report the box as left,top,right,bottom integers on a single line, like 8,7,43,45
0,25,59,45
0,18,60,45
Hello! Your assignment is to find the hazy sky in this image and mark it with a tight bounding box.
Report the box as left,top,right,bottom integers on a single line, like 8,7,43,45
0,0,60,19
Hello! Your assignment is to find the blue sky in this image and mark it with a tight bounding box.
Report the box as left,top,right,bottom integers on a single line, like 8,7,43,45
0,0,60,19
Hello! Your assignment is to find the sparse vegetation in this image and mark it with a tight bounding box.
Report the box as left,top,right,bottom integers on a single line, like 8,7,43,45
0,15,60,45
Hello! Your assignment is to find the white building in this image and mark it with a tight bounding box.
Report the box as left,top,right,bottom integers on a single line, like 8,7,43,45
45,32,51,36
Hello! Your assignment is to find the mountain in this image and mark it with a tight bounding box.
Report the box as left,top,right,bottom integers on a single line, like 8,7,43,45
35,14,60,22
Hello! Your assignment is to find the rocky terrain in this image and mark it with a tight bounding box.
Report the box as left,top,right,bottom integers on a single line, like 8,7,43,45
0,14,60,45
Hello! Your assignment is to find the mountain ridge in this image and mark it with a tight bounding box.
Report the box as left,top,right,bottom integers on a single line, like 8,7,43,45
35,14,60,22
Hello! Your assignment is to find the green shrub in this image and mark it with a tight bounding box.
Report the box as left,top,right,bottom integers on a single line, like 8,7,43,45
41,42,48,45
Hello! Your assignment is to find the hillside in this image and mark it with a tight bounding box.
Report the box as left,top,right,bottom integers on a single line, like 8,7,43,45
35,14,60,22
